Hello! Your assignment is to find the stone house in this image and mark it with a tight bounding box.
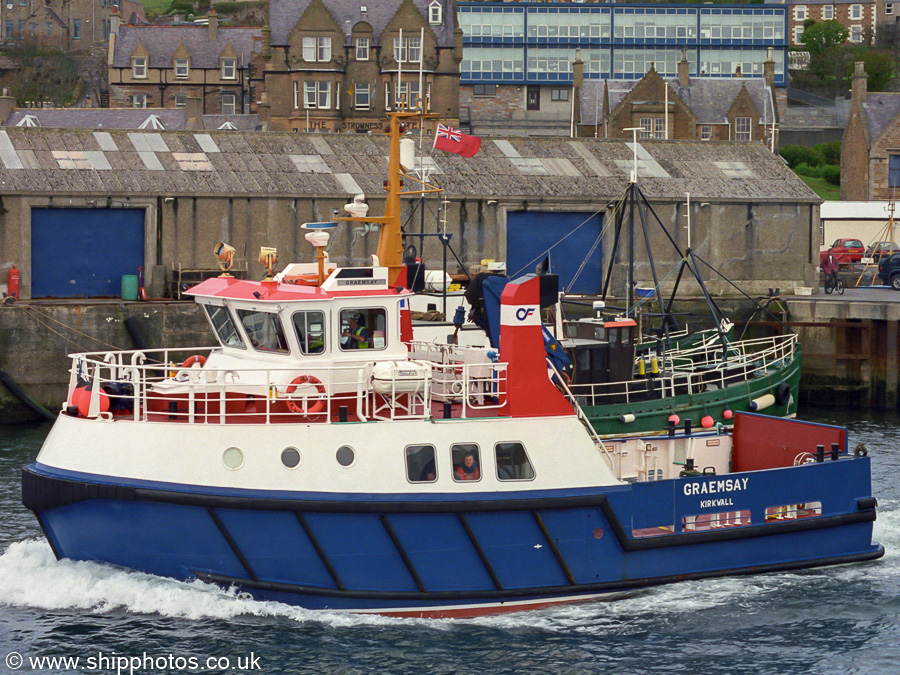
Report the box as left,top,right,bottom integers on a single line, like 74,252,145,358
840,61,900,200
581,51,779,146
107,16,261,113
767,0,878,45
259,0,461,133
2,0,144,50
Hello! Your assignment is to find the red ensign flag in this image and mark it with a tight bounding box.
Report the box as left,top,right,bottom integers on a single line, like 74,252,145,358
433,123,481,157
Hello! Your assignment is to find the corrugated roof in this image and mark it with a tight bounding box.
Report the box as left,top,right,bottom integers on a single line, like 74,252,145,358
0,128,818,203
111,25,261,69
269,0,456,48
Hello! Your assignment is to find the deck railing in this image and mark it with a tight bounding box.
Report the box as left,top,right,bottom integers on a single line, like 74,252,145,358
569,333,797,406
66,346,508,425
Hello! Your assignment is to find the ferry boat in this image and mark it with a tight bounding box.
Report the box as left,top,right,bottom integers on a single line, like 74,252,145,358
21,113,882,617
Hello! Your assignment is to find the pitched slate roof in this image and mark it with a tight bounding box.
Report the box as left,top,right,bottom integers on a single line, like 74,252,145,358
111,25,262,69
580,78,775,126
861,93,900,142
269,0,457,48
0,128,817,203
4,109,261,131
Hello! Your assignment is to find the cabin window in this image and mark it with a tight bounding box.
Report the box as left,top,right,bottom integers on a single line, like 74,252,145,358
406,444,437,483
608,328,620,347
202,304,245,348
292,310,326,355
495,442,535,481
451,443,481,482
340,308,386,351
236,309,289,353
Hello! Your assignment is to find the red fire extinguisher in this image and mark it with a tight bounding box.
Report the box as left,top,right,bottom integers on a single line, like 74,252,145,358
7,265,19,301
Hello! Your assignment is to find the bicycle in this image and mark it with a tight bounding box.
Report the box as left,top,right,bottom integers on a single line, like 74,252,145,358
824,272,844,295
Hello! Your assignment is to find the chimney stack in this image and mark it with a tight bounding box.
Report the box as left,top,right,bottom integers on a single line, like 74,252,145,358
763,46,775,87
186,89,202,129
852,61,867,104
208,9,218,41
677,46,689,86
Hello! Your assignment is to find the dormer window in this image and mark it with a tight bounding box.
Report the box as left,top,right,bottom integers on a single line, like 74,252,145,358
175,58,189,78
132,56,147,78
429,1,442,25
221,57,236,80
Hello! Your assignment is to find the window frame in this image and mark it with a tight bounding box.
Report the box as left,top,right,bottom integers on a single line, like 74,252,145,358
133,93,148,108
735,116,751,141
291,309,327,355
236,308,290,354
72,18,81,39
174,94,186,109
202,303,246,349
851,4,862,19
317,36,331,62
221,92,236,115
889,154,900,188
429,1,442,25
495,442,535,482
355,37,369,61
339,307,386,351
221,57,236,80
174,57,189,79
701,125,712,141
354,82,371,110
823,4,834,19
451,443,482,483
132,57,147,79
406,444,437,483
550,88,569,102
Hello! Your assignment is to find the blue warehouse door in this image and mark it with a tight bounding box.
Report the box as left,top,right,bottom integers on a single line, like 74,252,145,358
506,211,603,295
31,208,145,298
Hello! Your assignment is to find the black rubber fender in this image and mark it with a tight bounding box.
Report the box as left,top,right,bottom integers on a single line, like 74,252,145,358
774,381,791,406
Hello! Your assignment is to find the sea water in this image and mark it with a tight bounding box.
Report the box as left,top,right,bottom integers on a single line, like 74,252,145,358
1,408,899,675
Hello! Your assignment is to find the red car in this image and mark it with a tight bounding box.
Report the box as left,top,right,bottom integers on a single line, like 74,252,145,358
820,238,865,266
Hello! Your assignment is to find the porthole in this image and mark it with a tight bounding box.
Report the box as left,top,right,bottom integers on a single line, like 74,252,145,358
223,446,244,470
336,445,355,467
281,447,301,469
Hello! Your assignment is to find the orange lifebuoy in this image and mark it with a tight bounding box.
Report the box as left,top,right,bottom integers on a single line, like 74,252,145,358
285,375,326,415
182,355,207,369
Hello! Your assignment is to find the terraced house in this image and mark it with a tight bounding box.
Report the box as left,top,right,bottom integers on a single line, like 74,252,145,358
2,0,144,50
108,15,261,113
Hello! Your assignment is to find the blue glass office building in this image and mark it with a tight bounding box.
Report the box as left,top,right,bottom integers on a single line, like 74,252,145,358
458,3,788,87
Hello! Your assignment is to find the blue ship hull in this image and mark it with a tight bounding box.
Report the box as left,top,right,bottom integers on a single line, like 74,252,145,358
22,458,883,617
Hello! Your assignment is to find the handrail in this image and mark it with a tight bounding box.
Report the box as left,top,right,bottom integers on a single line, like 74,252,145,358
66,345,508,426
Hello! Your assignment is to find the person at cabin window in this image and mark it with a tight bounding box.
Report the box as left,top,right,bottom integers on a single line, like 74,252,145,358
342,313,369,349
454,449,481,481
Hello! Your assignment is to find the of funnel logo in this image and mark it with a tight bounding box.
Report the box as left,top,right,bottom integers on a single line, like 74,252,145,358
515,307,536,321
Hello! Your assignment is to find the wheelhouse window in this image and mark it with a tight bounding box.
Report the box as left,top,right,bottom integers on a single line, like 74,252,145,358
236,309,289,353
340,308,386,351
203,304,245,348
452,444,481,482
292,310,326,355
495,442,535,481
406,444,437,483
